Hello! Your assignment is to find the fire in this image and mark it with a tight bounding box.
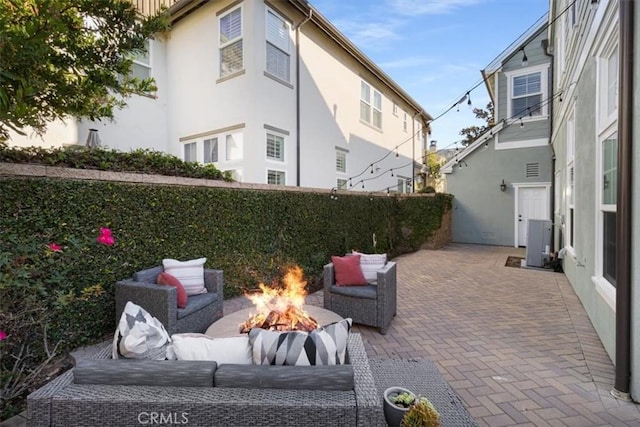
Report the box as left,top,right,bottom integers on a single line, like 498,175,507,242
240,266,319,333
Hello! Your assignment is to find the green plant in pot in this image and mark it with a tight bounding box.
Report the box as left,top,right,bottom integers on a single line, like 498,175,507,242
383,387,416,426
402,397,441,427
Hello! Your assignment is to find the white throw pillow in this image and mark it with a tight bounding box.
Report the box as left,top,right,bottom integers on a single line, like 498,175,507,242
113,301,171,360
352,252,387,284
163,257,207,296
170,334,252,365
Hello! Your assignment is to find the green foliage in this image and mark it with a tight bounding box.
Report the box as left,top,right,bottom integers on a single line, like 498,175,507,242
389,391,416,408
0,145,232,181
0,0,170,139
402,397,441,427
0,175,450,419
459,102,494,146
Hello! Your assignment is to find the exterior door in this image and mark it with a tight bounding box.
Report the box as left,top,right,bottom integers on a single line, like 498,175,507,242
517,187,548,247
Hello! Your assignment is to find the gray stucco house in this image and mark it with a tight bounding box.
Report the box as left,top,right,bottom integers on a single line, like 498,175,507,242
443,17,553,248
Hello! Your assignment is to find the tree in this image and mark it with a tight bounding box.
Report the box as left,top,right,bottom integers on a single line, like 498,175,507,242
0,0,169,139
459,102,494,146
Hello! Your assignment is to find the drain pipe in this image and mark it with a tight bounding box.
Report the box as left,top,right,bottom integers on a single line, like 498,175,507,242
294,9,313,187
541,38,556,250
612,0,633,400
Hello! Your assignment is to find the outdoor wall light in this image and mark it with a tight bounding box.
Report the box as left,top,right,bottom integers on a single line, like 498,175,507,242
521,48,528,67
591,0,599,9
500,179,507,192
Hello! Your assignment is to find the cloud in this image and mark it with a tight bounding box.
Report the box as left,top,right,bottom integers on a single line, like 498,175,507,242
331,18,402,48
378,56,435,69
389,0,486,15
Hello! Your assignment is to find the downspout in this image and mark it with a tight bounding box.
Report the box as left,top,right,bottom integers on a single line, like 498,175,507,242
411,110,423,193
294,9,312,187
613,0,633,400
541,38,556,250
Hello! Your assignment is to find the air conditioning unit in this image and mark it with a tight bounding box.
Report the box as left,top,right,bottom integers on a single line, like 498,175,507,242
525,219,552,268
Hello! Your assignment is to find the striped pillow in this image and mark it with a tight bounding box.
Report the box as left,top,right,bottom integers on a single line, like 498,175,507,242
352,252,387,284
249,318,352,366
162,258,207,296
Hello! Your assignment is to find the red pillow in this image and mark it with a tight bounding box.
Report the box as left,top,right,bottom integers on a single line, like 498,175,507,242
157,272,188,309
331,255,367,286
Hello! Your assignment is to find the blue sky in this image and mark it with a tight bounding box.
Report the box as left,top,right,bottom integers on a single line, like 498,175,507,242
310,0,549,151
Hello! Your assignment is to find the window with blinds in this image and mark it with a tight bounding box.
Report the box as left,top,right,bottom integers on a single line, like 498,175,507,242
336,150,346,172
266,133,284,161
512,72,542,117
266,10,290,81
220,7,243,77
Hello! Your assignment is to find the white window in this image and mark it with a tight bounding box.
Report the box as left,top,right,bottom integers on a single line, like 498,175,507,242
600,133,617,286
336,149,346,173
184,142,197,162
397,178,405,193
266,133,284,161
131,41,151,79
360,80,382,129
219,7,243,77
266,9,290,81
204,138,218,163
337,179,347,189
226,133,243,160
598,44,618,128
403,112,407,132
267,170,285,185
566,110,575,250
392,102,398,116
506,65,548,119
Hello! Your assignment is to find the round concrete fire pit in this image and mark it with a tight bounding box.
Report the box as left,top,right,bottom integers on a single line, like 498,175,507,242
205,306,343,338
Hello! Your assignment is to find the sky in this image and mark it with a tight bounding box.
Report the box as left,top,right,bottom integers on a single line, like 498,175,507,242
309,0,549,151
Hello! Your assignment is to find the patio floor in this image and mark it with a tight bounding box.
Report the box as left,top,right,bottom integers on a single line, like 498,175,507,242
228,243,640,426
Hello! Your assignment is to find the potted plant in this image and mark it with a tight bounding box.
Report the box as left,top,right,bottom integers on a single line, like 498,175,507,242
402,397,441,427
383,387,416,427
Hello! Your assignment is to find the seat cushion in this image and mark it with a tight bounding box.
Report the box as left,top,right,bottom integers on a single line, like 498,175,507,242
177,292,219,319
330,284,377,299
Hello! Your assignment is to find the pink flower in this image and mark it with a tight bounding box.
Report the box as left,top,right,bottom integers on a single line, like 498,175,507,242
96,227,115,246
0,330,7,341
47,243,62,252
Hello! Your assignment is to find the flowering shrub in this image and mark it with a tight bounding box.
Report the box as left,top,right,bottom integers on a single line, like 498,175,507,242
0,228,116,419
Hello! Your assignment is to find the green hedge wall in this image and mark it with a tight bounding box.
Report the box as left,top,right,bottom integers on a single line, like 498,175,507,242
0,175,451,416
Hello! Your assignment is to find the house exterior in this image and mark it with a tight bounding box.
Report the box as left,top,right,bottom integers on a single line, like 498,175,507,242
442,17,554,248
7,0,431,192
548,0,638,400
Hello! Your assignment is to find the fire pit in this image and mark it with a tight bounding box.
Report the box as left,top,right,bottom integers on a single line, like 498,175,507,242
239,266,318,333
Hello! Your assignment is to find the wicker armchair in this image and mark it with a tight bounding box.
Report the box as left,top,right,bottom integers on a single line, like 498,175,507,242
323,260,397,334
115,266,224,335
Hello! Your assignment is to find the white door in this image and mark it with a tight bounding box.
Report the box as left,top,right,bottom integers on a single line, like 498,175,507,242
517,187,548,246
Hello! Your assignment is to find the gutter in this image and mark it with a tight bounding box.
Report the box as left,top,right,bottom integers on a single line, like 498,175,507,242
294,9,313,187
613,0,633,400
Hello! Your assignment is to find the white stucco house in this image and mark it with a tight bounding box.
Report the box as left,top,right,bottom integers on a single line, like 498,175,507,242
7,0,432,192
548,0,638,401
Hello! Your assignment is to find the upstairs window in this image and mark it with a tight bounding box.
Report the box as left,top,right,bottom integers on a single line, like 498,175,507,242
131,41,151,79
219,7,243,77
336,149,347,173
266,133,284,161
360,80,382,129
266,9,290,81
513,72,542,117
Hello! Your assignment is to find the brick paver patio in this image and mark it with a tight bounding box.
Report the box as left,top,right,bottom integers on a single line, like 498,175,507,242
227,243,640,426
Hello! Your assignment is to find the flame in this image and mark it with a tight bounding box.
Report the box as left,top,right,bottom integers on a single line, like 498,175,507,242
240,266,318,333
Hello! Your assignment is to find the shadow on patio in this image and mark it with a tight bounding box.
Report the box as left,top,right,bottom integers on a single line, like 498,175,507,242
227,243,640,426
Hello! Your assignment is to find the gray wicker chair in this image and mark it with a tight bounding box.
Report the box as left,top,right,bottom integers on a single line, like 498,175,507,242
323,260,397,334
115,266,224,335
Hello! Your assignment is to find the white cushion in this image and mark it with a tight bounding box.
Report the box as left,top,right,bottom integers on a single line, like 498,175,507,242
169,334,252,365
162,257,207,296
112,301,171,359
352,252,387,284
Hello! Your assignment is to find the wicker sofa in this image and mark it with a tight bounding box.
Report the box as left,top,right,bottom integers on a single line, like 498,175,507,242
27,333,384,427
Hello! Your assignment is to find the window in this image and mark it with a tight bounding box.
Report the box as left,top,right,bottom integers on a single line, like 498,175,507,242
267,170,285,185
266,9,290,81
601,133,617,286
219,7,243,77
225,133,243,160
266,133,284,161
598,45,618,127
131,41,151,79
397,178,405,193
336,149,346,173
392,102,398,116
403,112,407,132
337,179,347,189
204,138,218,163
512,72,542,117
360,80,382,129
184,142,197,162
566,111,575,250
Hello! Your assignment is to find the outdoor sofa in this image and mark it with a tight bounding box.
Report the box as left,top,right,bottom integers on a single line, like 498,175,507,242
27,333,384,427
